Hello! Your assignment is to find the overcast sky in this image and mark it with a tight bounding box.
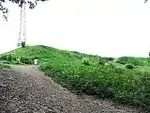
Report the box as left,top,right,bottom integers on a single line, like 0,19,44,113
0,0,150,57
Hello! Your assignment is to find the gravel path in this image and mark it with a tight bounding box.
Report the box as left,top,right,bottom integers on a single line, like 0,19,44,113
0,65,144,113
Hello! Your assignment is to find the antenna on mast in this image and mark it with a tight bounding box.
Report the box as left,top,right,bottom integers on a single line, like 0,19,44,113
17,2,26,48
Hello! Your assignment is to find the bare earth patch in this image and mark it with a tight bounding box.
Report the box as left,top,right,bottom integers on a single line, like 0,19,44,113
0,65,144,113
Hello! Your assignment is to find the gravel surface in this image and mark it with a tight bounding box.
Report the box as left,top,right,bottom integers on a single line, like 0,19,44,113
0,65,144,113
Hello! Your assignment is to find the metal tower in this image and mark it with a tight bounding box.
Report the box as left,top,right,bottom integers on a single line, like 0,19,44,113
17,3,26,47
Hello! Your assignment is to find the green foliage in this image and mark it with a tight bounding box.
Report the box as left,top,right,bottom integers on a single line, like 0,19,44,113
103,57,115,61
116,56,149,66
98,57,106,65
82,58,91,65
1,45,150,111
0,55,7,60
125,64,134,69
21,41,26,48
0,63,10,69
20,56,32,64
0,54,16,62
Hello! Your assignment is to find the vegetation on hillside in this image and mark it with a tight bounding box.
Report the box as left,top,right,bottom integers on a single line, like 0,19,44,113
0,45,150,112
116,56,150,66
0,63,10,69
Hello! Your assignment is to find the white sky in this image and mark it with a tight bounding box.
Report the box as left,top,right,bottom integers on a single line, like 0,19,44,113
0,0,150,57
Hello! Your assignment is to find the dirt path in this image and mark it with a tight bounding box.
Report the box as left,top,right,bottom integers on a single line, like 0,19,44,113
0,65,144,113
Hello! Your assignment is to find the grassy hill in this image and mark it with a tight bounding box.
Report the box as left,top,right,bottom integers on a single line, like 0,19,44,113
0,45,150,112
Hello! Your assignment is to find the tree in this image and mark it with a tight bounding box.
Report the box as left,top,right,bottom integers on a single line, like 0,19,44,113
21,41,25,48
144,0,148,3
0,0,47,20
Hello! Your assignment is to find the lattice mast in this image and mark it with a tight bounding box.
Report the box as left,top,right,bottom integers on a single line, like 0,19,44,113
17,2,26,47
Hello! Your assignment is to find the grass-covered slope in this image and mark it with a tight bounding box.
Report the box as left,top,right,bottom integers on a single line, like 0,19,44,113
0,63,10,69
116,56,150,66
0,45,150,111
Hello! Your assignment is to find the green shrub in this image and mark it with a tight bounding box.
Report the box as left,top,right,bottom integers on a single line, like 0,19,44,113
0,63,10,69
116,56,149,66
20,56,32,64
21,41,26,48
125,64,134,69
6,54,12,61
13,59,22,64
82,58,90,65
99,57,106,65
103,57,115,61
41,57,150,111
0,54,16,62
0,55,7,60
1,61,11,64
116,57,128,64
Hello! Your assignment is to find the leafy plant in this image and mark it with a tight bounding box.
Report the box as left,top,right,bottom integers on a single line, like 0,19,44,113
20,56,32,64
98,57,106,65
125,64,134,69
82,58,91,65
0,63,10,69
103,57,115,61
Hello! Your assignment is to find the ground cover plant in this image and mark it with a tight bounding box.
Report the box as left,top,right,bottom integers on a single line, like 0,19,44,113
0,63,10,69
0,45,150,112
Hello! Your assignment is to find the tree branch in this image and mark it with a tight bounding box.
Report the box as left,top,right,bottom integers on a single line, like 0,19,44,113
0,0,47,20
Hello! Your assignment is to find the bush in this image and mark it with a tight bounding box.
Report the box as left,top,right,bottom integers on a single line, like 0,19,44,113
99,57,106,65
20,57,32,64
0,55,7,60
82,58,90,65
6,54,12,61
0,54,16,62
0,63,10,69
13,59,22,64
41,58,150,112
125,64,134,69
21,41,26,48
43,63,150,111
116,57,128,65
0,61,11,64
103,57,115,61
116,56,149,66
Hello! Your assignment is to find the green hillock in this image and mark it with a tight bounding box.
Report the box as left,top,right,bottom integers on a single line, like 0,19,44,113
0,45,150,112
